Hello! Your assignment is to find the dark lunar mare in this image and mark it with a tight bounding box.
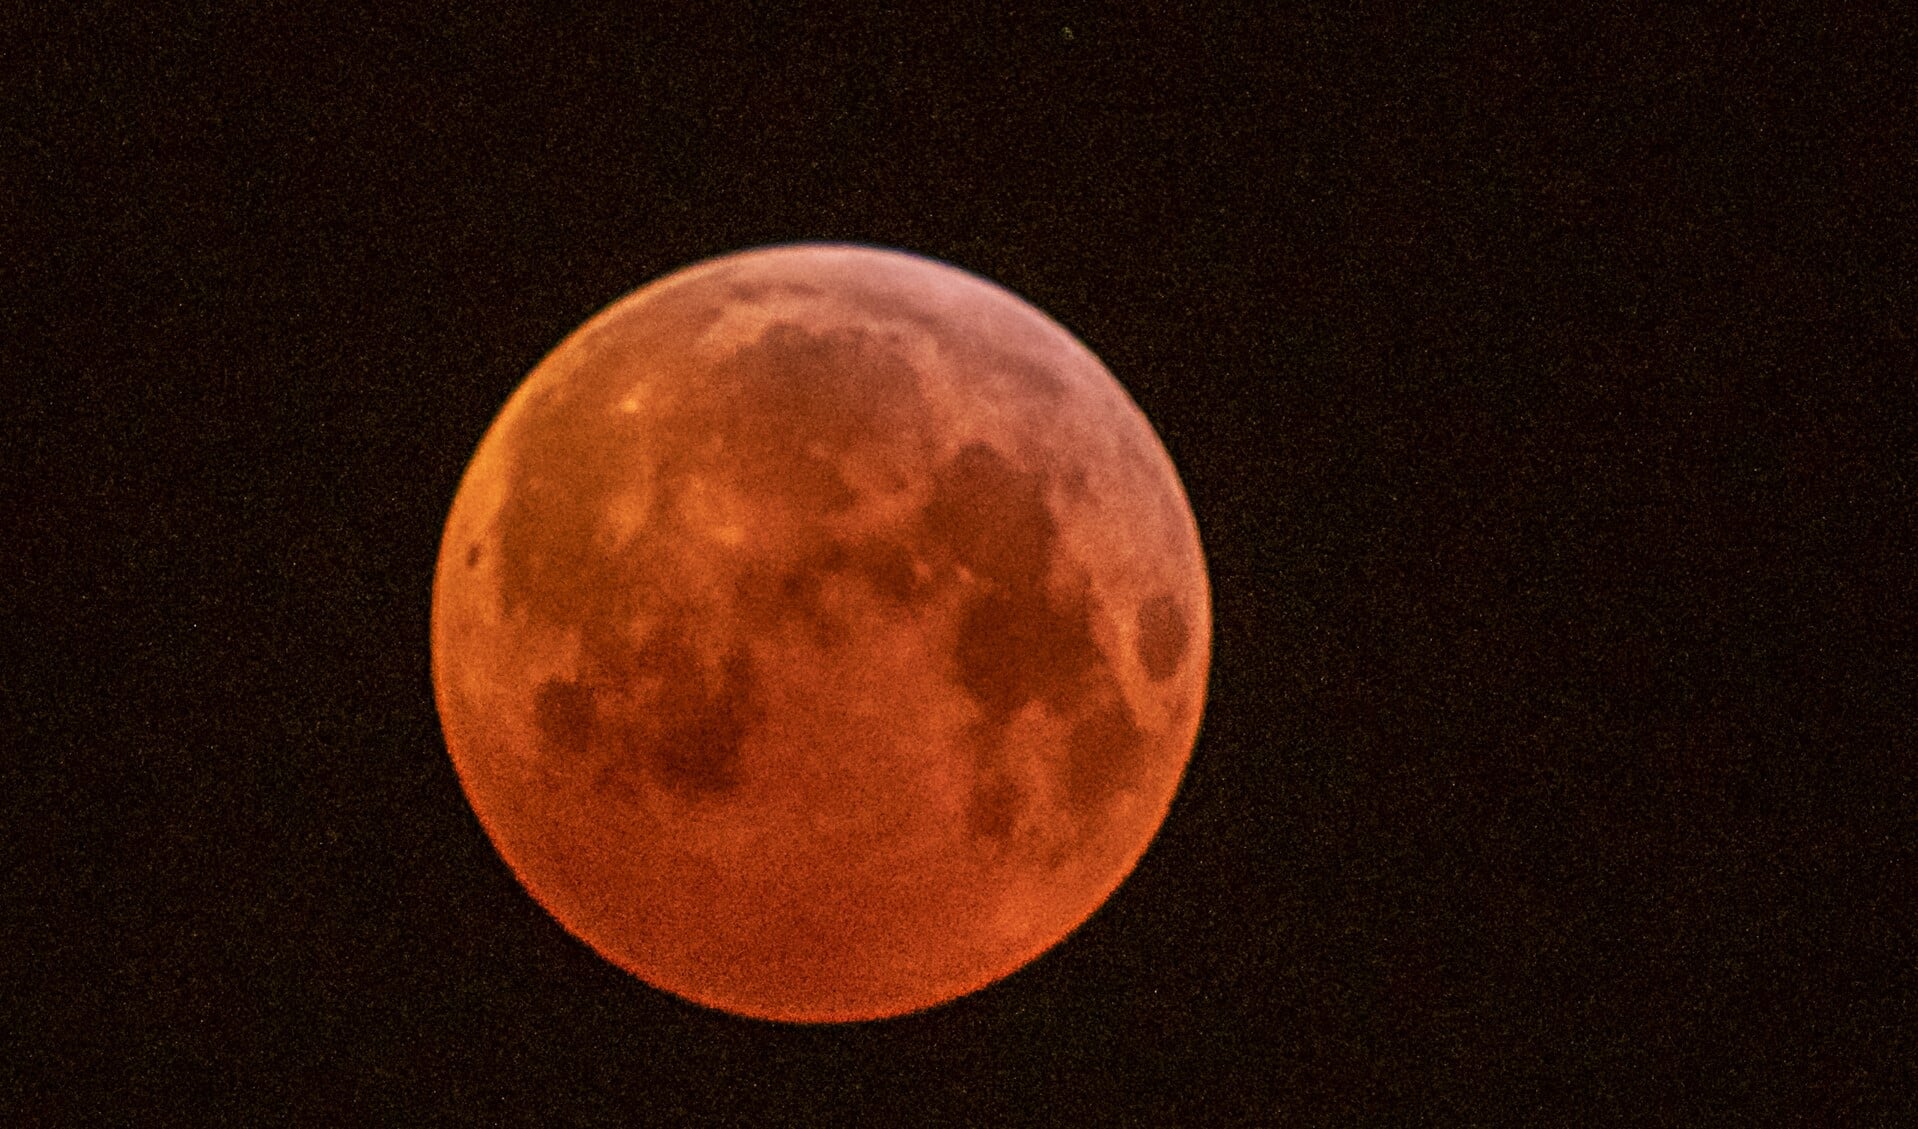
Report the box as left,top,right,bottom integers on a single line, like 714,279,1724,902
493,301,1158,851
919,442,1150,852
1135,593,1191,683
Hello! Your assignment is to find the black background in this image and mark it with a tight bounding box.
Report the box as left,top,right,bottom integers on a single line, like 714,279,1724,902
10,2,1915,1124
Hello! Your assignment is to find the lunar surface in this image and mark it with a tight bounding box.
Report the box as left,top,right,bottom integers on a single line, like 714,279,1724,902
430,244,1210,1022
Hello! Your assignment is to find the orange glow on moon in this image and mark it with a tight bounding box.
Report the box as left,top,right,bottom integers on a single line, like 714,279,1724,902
430,244,1210,1022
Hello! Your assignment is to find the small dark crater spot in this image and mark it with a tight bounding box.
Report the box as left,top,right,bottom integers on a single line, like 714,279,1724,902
532,678,596,758
466,544,481,568
1135,594,1190,682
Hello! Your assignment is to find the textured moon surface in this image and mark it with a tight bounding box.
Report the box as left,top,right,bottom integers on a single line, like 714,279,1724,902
430,244,1210,1022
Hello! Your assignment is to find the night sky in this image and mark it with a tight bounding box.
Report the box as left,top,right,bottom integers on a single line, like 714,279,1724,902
12,3,1915,1124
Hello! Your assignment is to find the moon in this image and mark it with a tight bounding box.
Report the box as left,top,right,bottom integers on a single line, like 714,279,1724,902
430,244,1210,1023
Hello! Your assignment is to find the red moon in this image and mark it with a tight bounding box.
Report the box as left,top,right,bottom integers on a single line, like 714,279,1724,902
431,244,1210,1022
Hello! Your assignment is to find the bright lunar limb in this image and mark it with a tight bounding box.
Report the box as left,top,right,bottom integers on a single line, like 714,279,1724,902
430,244,1210,1022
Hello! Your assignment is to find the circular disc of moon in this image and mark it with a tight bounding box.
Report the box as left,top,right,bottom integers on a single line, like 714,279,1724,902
431,244,1210,1023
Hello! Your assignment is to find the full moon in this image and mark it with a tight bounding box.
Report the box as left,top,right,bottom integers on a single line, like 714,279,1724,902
431,244,1210,1022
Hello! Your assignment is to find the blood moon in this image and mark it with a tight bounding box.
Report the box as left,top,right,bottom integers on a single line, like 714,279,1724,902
431,244,1210,1023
